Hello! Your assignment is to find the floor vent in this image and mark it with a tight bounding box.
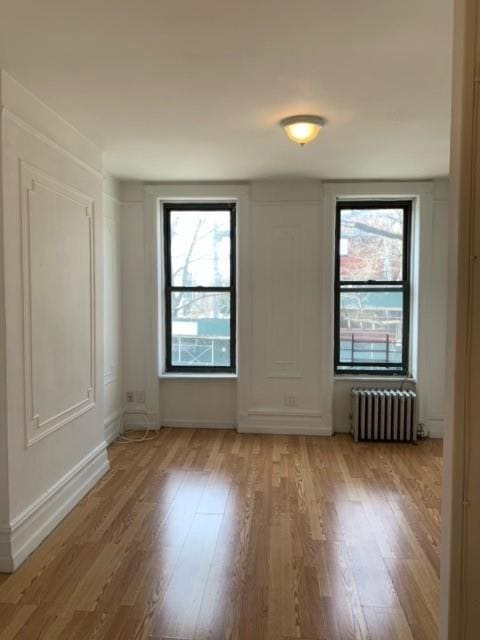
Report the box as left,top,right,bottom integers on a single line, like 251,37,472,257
351,388,417,443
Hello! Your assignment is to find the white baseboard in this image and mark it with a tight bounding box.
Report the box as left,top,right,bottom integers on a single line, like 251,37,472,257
416,416,444,439
0,442,109,573
104,409,123,444
334,425,444,439
162,419,236,430
333,424,351,434
0,530,11,573
425,419,444,439
238,424,333,436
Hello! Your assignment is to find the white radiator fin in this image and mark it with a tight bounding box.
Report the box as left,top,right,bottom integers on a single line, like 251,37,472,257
351,388,417,443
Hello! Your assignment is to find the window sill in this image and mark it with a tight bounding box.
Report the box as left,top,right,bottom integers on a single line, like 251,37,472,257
159,373,238,380
334,375,416,383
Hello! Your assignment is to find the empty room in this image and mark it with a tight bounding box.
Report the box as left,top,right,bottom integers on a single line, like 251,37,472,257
0,1,479,639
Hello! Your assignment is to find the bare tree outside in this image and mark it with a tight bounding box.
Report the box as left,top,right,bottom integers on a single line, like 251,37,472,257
168,210,232,367
338,207,406,369
340,209,403,280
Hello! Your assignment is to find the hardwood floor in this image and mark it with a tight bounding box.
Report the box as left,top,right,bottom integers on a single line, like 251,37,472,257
0,429,443,640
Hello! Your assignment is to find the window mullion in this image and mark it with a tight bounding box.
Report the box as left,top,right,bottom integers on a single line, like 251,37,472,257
169,286,232,293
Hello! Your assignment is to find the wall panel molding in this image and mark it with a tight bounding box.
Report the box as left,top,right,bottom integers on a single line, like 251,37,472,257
266,224,304,379
103,209,120,386
238,410,330,436
163,419,236,429
20,161,96,446
103,191,123,206
247,408,322,418
1,106,102,178
241,197,327,430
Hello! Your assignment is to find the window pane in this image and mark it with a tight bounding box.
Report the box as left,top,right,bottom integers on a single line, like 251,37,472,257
171,291,231,367
339,207,404,281
170,210,231,287
339,291,404,367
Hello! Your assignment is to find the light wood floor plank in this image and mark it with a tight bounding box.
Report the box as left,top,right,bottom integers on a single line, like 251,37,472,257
0,430,442,640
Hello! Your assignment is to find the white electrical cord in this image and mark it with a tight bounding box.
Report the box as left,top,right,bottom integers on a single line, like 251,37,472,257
114,411,159,444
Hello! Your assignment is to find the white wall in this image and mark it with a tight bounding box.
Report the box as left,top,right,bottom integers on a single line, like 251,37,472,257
121,183,249,430
160,379,237,428
0,66,450,578
424,179,450,436
103,176,123,443
238,180,332,435
331,180,449,437
0,68,450,573
0,71,109,571
120,178,449,438
120,181,149,426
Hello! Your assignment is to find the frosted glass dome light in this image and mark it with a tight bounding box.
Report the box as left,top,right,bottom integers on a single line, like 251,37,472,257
280,115,326,146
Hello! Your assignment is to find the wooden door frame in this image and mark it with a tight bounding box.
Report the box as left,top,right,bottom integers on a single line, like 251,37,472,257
442,1,480,638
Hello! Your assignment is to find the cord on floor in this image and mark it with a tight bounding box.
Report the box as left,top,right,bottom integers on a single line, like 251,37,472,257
114,412,160,444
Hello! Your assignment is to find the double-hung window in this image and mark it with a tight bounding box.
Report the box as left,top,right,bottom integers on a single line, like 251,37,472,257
334,200,412,375
163,202,236,373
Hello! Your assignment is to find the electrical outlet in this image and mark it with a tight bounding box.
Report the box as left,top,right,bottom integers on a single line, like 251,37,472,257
126,391,135,403
285,394,298,407
135,390,145,403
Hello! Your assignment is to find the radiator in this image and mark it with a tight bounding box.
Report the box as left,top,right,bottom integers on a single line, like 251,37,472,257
351,388,417,443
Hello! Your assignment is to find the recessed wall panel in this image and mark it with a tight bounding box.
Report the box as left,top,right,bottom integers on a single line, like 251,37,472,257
21,163,95,445
267,225,303,378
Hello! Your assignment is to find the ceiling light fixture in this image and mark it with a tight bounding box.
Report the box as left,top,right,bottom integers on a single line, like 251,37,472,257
279,114,326,146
